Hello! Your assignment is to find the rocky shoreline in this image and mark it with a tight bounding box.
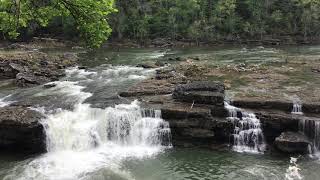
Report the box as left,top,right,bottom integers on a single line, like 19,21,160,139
0,40,78,87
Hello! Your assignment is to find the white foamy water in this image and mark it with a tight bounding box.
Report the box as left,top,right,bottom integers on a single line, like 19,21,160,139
299,119,320,156
3,66,171,180
285,157,303,180
225,102,266,154
292,103,303,115
0,95,14,107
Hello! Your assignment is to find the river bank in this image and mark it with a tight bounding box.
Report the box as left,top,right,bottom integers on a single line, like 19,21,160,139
106,36,320,48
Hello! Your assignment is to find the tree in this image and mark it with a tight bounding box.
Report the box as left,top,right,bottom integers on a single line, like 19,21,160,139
0,0,116,48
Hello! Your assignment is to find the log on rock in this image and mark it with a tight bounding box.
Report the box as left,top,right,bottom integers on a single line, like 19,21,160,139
173,81,225,106
0,106,46,154
274,132,312,154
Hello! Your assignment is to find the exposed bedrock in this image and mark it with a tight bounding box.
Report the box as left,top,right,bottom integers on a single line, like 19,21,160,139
274,132,312,154
161,102,233,147
172,81,225,106
0,51,77,87
0,106,46,154
255,111,300,143
120,76,318,154
232,99,320,114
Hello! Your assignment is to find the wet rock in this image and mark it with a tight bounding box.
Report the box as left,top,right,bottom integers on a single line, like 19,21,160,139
303,103,320,114
0,106,46,153
167,116,234,147
16,73,51,87
161,102,232,146
78,66,87,70
155,60,167,67
136,62,158,69
256,111,300,142
275,132,311,154
43,83,57,89
173,81,225,106
0,63,18,79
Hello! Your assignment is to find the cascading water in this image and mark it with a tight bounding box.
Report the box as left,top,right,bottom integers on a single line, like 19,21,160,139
292,103,303,115
225,102,266,153
45,100,172,152
299,119,320,155
3,66,172,180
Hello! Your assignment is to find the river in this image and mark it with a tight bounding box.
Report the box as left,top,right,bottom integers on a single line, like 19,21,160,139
0,45,320,180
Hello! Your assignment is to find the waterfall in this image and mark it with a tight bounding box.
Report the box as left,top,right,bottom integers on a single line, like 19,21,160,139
4,66,172,180
292,103,303,115
299,119,320,155
225,102,266,153
45,100,172,152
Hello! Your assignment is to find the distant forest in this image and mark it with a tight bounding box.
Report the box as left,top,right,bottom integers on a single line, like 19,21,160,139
109,0,320,43
1,0,320,46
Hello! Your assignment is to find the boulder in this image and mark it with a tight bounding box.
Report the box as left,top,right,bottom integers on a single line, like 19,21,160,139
274,132,311,154
256,111,300,142
16,73,51,87
0,106,46,153
43,83,57,89
136,62,158,69
0,62,19,79
173,81,225,106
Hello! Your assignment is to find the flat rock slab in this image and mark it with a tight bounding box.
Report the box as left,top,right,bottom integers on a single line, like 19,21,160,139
173,81,225,106
275,131,311,154
119,79,175,97
161,102,213,120
0,106,46,153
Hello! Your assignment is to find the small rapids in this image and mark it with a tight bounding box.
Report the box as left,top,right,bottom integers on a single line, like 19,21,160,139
3,66,172,180
0,95,14,107
225,102,266,154
285,157,303,180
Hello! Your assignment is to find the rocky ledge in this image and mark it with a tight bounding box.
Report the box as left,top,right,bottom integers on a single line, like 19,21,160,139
119,63,320,154
0,106,46,153
274,132,312,154
0,48,78,87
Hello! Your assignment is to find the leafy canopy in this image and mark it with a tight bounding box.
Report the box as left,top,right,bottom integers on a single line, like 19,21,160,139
0,0,116,48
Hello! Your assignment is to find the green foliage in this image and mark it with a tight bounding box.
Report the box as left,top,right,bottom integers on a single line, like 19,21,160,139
0,0,116,48
1,0,320,46
110,0,320,42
